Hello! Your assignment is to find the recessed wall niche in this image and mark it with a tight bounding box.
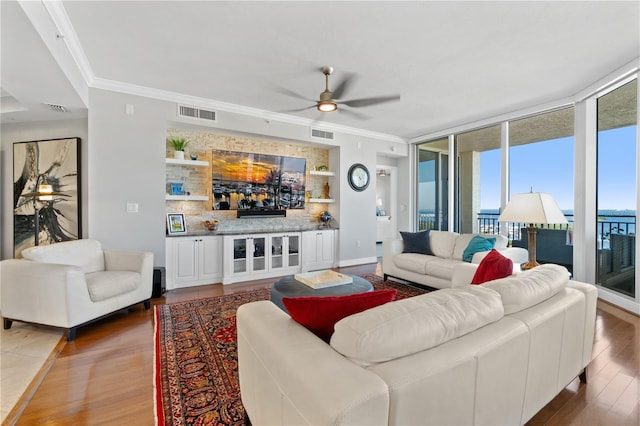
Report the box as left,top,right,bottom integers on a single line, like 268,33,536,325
165,129,331,220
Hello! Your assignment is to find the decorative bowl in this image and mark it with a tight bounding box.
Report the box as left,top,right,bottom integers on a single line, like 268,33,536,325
204,220,219,231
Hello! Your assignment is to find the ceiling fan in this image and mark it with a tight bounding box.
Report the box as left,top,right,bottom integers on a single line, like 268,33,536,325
279,66,400,118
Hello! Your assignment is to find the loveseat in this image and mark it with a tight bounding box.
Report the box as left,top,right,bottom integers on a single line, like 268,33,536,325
1,239,153,340
383,230,528,289
237,264,597,425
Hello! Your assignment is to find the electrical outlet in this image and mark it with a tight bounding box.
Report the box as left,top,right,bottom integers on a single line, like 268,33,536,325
126,203,139,213
356,240,361,248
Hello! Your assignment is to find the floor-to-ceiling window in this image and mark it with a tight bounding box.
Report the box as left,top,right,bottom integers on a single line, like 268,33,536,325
456,125,501,234
596,79,637,299
508,108,575,271
413,73,639,314
417,139,448,231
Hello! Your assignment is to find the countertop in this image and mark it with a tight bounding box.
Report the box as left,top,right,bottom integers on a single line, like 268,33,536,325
167,225,337,237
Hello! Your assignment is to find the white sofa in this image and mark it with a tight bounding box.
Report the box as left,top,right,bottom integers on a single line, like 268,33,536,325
237,264,597,425
383,230,528,289
1,239,153,340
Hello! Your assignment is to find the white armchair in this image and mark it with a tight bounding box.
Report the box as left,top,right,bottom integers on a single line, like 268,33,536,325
1,239,153,341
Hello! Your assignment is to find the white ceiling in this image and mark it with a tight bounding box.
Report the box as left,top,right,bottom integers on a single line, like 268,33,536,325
2,1,638,141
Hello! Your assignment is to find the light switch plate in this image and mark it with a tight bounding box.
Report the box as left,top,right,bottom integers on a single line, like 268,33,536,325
126,203,139,213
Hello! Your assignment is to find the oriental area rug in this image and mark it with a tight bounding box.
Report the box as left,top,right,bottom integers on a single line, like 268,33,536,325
154,274,428,425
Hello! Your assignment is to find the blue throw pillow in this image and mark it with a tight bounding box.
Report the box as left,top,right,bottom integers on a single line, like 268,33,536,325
463,235,496,262
400,230,432,255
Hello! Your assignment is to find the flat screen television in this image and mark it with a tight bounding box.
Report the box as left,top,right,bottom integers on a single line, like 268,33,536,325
210,149,306,210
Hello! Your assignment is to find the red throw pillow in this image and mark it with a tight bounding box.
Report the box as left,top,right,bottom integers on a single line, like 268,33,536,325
471,249,513,284
283,289,397,341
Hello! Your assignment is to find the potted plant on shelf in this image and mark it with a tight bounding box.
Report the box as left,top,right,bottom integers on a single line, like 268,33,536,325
167,137,190,160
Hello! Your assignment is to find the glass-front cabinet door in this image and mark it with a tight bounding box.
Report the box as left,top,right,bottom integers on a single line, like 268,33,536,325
251,236,267,273
269,233,301,271
287,234,300,268
232,237,247,274
227,234,267,275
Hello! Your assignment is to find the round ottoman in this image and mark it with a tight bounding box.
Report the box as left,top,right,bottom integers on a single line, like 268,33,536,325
270,274,374,313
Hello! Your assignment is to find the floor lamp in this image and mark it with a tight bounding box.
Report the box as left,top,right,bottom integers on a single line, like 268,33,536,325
498,191,568,270
21,174,69,246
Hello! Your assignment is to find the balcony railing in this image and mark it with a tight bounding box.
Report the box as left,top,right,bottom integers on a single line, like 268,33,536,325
477,212,636,246
477,213,574,241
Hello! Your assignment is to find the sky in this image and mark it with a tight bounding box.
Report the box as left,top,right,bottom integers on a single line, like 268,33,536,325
480,125,637,211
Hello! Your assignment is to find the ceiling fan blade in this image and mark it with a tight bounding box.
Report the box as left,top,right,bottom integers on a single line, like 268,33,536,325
339,95,401,108
331,73,357,100
338,107,370,120
279,105,317,113
273,85,315,102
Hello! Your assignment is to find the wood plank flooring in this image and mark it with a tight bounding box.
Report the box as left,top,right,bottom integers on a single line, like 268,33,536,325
7,263,640,425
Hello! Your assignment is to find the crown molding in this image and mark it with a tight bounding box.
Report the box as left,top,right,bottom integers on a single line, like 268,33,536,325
91,77,407,144
33,1,407,143
37,1,407,143
18,0,90,106
42,0,95,87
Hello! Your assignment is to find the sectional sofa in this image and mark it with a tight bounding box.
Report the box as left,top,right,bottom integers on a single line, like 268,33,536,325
237,264,597,425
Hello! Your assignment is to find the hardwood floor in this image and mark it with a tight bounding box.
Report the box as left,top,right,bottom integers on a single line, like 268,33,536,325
7,262,640,425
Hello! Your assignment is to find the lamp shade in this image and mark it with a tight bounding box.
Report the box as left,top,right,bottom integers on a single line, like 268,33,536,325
498,192,568,225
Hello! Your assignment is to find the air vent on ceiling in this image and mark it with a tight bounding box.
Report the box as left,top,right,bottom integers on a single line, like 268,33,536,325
178,105,217,122
310,128,335,141
45,103,68,113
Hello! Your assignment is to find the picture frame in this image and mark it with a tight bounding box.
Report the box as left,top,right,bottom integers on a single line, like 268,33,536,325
167,213,187,235
13,137,81,257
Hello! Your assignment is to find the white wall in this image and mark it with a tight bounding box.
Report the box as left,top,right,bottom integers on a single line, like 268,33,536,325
87,89,169,263
1,118,88,259
1,88,408,268
84,88,408,268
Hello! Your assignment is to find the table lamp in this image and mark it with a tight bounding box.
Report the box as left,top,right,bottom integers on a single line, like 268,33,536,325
498,191,568,270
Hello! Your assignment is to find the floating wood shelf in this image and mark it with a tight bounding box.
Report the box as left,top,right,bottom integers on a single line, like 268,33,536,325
308,170,335,176
308,198,335,203
166,195,209,201
165,158,209,166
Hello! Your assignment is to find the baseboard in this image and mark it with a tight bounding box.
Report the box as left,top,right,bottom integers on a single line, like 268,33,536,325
337,256,379,268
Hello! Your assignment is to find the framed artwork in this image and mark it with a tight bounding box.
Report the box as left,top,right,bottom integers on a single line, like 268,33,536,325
167,213,187,235
13,137,81,257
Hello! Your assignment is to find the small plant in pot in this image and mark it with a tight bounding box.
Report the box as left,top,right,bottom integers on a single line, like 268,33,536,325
167,137,190,160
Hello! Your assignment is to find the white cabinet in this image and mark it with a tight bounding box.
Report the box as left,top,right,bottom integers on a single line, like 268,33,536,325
222,232,305,284
269,233,301,273
166,235,222,289
222,234,269,284
302,229,336,272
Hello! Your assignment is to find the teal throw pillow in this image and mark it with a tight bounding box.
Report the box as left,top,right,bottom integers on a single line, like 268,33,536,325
400,230,432,255
463,235,496,262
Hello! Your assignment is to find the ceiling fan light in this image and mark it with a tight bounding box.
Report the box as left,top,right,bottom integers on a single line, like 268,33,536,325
317,101,337,112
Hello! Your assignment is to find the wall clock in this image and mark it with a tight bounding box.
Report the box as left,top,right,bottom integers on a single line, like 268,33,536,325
347,163,370,192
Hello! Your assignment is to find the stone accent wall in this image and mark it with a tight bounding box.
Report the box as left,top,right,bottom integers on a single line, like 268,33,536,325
165,129,332,233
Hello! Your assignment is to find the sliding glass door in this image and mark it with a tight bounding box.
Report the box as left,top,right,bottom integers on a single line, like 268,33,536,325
417,140,448,231
596,79,637,299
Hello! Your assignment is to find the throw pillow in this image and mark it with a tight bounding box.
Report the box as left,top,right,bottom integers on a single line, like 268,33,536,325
462,235,496,262
400,230,432,255
471,249,513,284
283,289,397,342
